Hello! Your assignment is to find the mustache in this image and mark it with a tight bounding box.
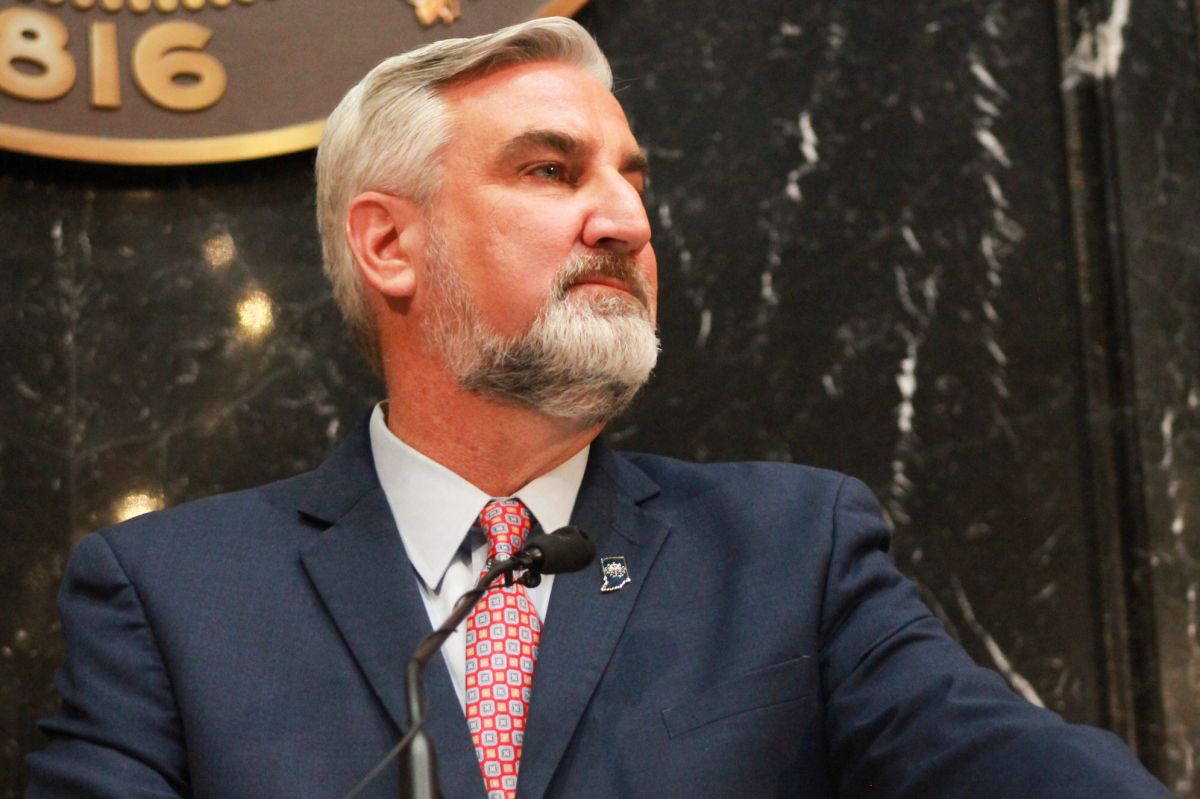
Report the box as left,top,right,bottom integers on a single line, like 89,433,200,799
551,253,652,309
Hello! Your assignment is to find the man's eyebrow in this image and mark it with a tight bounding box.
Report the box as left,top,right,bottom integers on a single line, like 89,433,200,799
497,130,649,177
498,129,587,161
622,149,650,177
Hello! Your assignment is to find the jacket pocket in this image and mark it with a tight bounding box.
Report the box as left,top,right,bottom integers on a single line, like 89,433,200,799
660,655,814,738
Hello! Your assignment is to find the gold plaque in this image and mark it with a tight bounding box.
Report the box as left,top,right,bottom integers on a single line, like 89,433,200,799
0,0,590,165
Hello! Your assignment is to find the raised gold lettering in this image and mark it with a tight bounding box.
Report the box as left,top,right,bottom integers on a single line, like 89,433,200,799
132,21,226,112
0,9,76,102
89,21,120,109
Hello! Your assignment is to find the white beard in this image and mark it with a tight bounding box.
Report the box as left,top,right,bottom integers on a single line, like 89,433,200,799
424,228,659,425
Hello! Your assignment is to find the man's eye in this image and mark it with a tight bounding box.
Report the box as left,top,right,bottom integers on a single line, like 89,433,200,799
530,163,566,182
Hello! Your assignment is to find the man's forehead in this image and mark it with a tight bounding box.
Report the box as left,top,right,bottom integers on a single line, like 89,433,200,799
439,61,637,147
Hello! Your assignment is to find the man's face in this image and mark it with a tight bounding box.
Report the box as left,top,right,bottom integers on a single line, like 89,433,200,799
418,61,660,422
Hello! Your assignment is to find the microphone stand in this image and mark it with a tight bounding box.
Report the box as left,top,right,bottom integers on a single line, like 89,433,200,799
403,558,529,799
340,558,534,799
341,527,592,799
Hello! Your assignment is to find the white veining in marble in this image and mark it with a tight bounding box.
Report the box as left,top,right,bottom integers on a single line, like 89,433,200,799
1062,0,1132,87
952,576,1046,708
798,111,819,165
901,226,924,256
974,129,1012,169
785,110,821,204
1160,409,1187,537
886,263,940,527
969,45,1024,412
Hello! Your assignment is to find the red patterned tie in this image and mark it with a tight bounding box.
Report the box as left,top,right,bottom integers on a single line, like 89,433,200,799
466,498,541,799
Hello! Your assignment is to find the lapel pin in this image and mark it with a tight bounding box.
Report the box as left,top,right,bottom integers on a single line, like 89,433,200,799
600,556,631,593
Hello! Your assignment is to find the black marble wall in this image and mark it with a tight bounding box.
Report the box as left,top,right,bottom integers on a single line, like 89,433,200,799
2,0,1196,796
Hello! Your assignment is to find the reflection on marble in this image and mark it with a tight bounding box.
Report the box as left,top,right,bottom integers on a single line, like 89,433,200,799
1,0,1196,795
111,489,167,524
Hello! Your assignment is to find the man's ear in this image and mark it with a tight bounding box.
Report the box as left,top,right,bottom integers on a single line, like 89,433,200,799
345,191,426,299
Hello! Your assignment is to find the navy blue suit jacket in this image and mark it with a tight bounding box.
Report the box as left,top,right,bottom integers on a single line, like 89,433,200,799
28,422,1170,798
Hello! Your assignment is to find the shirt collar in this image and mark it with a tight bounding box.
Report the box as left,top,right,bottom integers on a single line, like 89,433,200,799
368,403,590,591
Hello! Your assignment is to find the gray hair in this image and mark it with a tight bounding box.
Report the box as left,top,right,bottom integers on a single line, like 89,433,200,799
314,17,613,373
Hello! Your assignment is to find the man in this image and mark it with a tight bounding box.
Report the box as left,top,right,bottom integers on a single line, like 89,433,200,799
27,17,1172,799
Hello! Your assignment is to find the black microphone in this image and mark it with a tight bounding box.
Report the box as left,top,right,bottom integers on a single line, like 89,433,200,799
511,526,596,587
339,526,595,799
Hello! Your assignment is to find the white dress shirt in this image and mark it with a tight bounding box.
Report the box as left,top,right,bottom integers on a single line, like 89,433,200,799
368,404,589,708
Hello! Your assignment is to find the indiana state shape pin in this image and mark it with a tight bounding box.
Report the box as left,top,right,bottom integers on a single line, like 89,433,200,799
600,556,631,592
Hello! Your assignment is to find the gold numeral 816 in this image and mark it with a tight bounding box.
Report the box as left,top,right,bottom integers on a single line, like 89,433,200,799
0,8,227,112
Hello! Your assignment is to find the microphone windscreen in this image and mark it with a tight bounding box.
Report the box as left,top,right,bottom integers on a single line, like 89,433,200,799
525,526,595,574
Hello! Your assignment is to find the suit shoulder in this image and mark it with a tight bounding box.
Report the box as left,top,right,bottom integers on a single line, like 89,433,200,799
616,450,856,506
609,452,887,560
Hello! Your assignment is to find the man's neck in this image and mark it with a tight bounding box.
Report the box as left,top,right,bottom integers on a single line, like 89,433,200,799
384,380,602,498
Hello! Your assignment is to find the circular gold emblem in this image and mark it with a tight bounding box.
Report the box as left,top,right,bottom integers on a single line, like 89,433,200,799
0,0,591,164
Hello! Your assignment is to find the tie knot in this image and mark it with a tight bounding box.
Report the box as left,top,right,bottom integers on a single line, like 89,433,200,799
479,498,533,564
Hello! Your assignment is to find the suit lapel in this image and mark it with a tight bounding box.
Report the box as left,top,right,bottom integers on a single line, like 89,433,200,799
291,422,669,799
518,441,670,799
295,423,484,799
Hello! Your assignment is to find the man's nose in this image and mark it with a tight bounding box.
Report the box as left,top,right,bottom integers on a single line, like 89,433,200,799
580,171,652,254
